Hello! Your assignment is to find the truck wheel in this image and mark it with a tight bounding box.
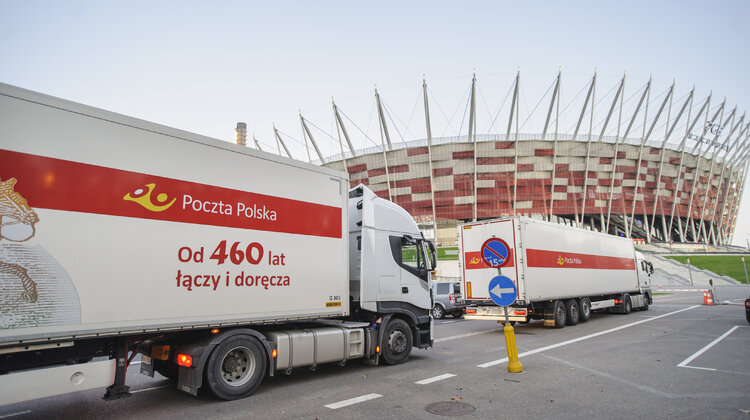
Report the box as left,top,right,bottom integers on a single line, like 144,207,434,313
622,294,632,314
640,293,650,311
553,300,567,328
381,318,412,365
432,305,445,320
204,335,267,400
565,299,579,326
578,297,591,322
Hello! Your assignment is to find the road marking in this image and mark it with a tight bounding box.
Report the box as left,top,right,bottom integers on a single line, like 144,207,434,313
543,354,750,398
0,411,31,419
435,329,497,343
415,373,456,385
438,320,464,325
681,365,717,372
478,305,700,368
325,393,382,409
654,289,707,292
677,325,741,369
131,385,172,393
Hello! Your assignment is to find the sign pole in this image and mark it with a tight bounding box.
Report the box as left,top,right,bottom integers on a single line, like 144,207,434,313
503,307,523,373
482,239,522,373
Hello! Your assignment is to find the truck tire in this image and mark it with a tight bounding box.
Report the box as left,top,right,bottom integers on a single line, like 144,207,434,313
381,318,412,365
621,294,632,314
432,305,445,320
578,297,591,322
553,300,566,328
640,293,650,311
564,299,579,326
204,335,267,400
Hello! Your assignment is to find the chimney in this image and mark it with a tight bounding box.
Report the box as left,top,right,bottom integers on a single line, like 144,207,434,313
235,122,247,146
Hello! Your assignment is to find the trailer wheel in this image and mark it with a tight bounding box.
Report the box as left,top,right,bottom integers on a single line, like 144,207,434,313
204,335,266,400
564,299,579,326
578,297,591,322
553,300,566,328
381,318,412,365
432,304,445,320
621,294,632,314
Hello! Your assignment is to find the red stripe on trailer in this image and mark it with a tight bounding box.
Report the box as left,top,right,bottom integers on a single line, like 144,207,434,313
526,248,635,270
0,149,342,238
463,250,515,270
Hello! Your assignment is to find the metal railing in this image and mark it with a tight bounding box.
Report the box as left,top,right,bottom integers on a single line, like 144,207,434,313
712,285,750,303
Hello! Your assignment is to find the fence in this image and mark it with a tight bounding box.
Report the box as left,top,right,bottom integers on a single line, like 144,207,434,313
712,285,750,303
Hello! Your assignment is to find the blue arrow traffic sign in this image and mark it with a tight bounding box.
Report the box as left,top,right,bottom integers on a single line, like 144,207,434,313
488,275,517,306
481,238,511,268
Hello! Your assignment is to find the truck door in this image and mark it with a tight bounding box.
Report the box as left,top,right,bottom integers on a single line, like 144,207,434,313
635,257,653,287
391,235,432,311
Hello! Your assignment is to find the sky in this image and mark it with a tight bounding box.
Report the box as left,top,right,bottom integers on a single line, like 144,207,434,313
1,0,749,247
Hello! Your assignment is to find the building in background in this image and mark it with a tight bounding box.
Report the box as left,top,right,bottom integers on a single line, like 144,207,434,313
253,71,750,248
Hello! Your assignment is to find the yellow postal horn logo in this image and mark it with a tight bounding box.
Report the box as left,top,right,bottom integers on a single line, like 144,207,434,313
123,183,176,212
557,255,565,266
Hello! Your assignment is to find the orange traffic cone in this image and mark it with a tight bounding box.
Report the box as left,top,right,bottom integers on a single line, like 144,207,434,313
703,290,714,306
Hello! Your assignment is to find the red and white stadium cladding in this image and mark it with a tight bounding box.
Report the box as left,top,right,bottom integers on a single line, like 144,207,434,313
324,134,748,246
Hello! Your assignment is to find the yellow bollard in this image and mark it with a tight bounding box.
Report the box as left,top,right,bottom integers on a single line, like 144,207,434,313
504,323,523,373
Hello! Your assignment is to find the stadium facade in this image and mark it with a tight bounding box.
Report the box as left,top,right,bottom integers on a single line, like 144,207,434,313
258,71,750,247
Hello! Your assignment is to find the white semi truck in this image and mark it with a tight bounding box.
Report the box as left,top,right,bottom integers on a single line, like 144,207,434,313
459,217,653,327
0,83,435,405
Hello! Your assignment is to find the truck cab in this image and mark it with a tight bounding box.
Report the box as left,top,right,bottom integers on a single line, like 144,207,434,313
634,251,654,287
348,185,435,354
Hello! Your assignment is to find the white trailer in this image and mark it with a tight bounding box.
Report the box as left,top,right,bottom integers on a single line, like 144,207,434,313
0,83,435,405
459,217,653,327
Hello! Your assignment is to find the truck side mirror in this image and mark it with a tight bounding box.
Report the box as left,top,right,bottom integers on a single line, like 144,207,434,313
428,241,437,270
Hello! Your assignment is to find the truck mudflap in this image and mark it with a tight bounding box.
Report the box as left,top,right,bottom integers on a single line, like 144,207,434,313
464,306,528,322
171,329,274,396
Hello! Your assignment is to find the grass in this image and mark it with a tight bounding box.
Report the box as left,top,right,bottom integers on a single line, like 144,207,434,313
652,292,672,296
403,247,459,263
437,247,459,261
665,255,750,284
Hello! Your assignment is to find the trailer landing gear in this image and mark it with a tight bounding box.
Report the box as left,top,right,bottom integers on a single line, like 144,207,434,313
103,338,132,401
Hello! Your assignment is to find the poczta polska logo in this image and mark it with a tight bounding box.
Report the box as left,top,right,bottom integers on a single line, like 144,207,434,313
123,183,278,221
123,183,176,212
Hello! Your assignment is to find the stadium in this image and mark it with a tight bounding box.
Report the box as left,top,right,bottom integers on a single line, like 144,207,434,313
242,70,750,249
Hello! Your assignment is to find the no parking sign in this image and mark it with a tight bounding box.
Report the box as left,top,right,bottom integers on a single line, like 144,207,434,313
481,238,511,268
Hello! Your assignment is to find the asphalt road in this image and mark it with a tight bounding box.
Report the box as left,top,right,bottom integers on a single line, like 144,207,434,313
1,290,748,419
